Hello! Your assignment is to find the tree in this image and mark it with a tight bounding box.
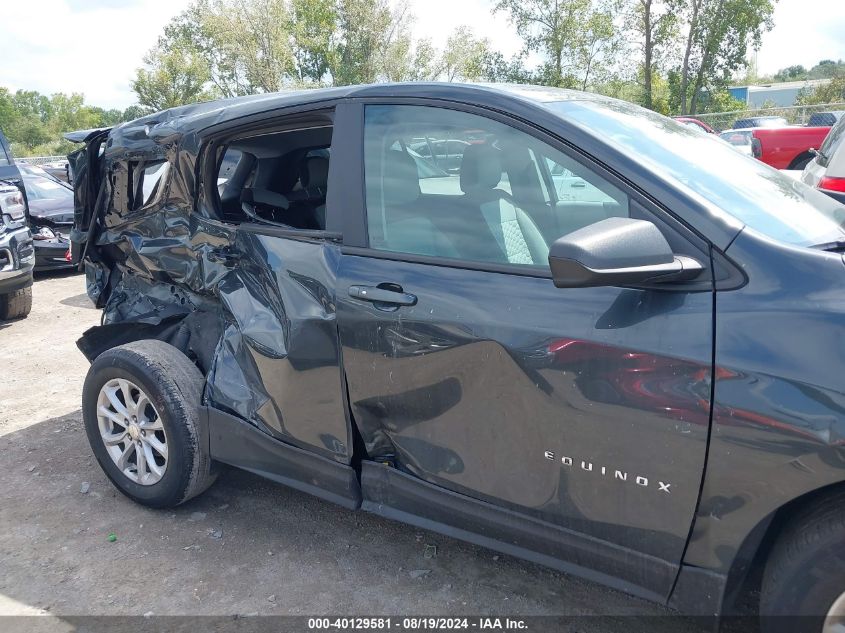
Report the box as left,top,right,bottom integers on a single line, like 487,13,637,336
289,0,337,83
796,74,845,106
332,0,413,85
439,26,492,82
627,0,677,109
495,0,622,90
132,43,215,111
479,51,535,83
673,0,775,114
0,88,143,157
773,64,806,82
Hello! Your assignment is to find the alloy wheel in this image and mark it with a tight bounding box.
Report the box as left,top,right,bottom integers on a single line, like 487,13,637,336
96,378,168,485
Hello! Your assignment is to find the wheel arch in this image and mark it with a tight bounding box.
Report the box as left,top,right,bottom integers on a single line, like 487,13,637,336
787,151,815,170
721,478,845,613
78,314,215,377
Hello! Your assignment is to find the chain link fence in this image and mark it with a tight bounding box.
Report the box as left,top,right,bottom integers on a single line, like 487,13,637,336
695,102,845,132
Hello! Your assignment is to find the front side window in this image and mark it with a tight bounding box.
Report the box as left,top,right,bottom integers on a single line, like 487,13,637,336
364,105,629,269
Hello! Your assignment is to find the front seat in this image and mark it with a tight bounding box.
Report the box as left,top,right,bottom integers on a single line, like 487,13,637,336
459,144,548,266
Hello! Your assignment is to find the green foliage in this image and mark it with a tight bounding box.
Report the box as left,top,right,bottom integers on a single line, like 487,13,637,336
494,0,621,90
698,89,747,113
132,43,216,111
773,65,807,82
796,74,845,106
8,0,837,156
771,60,845,84
674,0,776,114
0,88,142,158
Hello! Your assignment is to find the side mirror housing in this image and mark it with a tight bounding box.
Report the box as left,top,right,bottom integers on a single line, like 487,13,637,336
548,217,703,289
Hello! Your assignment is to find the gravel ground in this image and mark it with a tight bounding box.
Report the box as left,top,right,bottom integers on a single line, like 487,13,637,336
0,271,753,633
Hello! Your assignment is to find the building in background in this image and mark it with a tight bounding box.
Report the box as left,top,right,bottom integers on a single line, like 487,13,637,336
728,79,832,108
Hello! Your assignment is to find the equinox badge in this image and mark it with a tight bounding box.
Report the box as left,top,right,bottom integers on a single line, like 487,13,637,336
544,451,672,494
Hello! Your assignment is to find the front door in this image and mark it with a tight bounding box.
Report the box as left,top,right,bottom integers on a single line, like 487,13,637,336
336,103,714,595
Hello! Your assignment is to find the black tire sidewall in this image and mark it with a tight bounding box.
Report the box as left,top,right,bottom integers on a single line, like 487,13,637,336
82,352,196,508
762,525,845,633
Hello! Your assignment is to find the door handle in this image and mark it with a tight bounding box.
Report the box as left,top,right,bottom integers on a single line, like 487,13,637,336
348,285,417,307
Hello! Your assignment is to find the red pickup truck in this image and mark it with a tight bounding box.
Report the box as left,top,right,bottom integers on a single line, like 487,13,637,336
750,126,831,169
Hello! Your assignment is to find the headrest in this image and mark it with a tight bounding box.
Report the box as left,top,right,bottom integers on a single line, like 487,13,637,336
381,150,421,206
302,156,329,189
460,144,502,193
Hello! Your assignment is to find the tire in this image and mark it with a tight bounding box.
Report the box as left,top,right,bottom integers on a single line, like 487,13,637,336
82,339,217,508
0,285,32,320
760,490,845,633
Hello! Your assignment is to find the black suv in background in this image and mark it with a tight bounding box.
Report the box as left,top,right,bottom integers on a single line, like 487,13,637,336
0,128,34,319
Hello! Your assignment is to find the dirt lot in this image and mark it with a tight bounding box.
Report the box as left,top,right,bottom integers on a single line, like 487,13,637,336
0,272,750,632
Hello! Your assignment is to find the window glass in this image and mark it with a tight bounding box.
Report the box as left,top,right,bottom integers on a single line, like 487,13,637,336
0,145,9,166
141,162,168,205
23,172,73,201
128,160,169,210
214,124,333,229
364,105,630,268
818,116,845,168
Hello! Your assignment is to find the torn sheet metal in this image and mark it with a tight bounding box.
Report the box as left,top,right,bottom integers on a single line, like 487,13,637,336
68,104,350,463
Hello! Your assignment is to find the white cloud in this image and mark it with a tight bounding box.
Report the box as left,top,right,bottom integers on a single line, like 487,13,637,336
407,0,522,56
755,0,845,75
1,0,193,109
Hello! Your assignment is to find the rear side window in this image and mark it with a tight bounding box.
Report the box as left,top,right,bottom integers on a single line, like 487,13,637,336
213,123,333,230
128,160,169,211
363,105,629,269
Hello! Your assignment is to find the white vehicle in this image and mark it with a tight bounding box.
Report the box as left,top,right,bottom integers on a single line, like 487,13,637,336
718,128,755,156
801,114,845,205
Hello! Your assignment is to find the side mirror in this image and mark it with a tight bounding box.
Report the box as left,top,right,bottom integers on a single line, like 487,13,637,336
548,217,704,289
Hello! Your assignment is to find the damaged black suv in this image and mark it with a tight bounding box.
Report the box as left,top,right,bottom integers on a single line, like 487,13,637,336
68,84,845,631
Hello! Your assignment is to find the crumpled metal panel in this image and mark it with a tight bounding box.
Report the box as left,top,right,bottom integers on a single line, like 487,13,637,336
70,116,350,463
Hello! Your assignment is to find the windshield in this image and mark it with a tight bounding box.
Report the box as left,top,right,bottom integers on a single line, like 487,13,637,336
548,99,845,247
23,173,74,201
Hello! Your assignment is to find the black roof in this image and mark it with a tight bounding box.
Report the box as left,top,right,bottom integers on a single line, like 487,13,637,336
65,82,615,150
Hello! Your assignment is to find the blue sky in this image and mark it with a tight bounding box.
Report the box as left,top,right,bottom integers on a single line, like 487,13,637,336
1,0,843,109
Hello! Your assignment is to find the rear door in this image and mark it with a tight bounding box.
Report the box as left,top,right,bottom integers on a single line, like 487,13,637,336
336,101,714,597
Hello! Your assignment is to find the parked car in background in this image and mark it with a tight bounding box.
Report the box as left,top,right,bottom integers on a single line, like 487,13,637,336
17,159,71,183
673,117,715,134
718,128,754,155
68,83,845,633
807,111,845,128
750,125,832,169
732,115,788,129
802,113,845,204
18,163,73,271
0,128,34,319
408,138,470,172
